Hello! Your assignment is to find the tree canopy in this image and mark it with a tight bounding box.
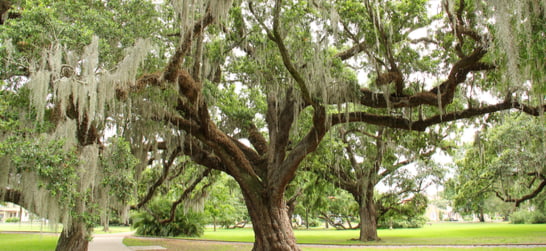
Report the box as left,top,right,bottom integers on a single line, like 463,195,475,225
0,0,544,250
451,113,545,210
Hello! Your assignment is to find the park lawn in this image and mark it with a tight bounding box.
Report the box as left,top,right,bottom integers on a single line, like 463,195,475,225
0,223,131,234
124,238,546,251
373,223,546,245
0,233,57,251
0,223,61,233
192,223,546,245
3,223,546,250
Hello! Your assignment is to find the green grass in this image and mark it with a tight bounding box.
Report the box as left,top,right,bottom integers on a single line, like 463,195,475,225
372,223,546,245
190,223,546,245
3,223,546,250
0,233,57,251
124,237,546,251
0,223,131,234
0,223,131,251
0,222,61,233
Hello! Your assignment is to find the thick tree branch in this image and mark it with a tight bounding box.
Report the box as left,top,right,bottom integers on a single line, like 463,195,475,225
358,46,490,110
163,9,214,82
159,168,212,224
332,100,546,131
266,89,296,178
496,174,546,207
0,0,20,25
245,123,268,155
271,0,315,107
131,147,182,210
274,106,328,200
229,135,263,166
0,187,22,205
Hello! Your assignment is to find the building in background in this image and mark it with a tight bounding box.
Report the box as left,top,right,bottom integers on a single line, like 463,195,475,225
0,202,31,222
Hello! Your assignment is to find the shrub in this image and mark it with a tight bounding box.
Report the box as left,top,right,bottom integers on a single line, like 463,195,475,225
5,217,20,223
529,212,546,224
131,199,205,237
510,210,546,224
377,216,426,229
510,211,526,224
307,218,320,227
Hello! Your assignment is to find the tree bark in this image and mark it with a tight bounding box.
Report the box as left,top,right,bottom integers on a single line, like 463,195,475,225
213,216,217,232
241,188,300,251
55,221,90,251
359,187,379,241
478,208,485,223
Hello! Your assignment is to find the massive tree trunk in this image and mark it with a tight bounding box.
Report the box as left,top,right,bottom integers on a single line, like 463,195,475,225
358,186,379,241
241,186,300,251
0,188,91,250
55,220,90,251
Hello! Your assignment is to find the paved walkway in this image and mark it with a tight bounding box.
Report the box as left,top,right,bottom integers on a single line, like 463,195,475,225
88,232,166,251
88,232,132,251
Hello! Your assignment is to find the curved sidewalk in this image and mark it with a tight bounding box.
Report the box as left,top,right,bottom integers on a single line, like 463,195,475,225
89,232,167,251
89,232,133,251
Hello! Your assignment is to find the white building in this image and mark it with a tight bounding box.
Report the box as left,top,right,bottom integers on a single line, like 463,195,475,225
0,203,32,222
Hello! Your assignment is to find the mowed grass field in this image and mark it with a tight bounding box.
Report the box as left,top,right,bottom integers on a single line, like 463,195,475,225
0,223,131,234
124,223,546,250
0,233,58,251
189,223,546,245
2,223,546,250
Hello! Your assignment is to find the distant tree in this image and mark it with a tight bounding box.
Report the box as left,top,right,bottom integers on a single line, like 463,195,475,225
309,125,445,240
376,192,428,229
450,113,545,221
204,174,249,231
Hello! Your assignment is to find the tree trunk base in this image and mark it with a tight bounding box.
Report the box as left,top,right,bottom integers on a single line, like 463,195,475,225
55,224,90,251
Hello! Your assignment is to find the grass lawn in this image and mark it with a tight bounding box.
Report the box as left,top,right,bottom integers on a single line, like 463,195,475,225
0,223,131,234
0,223,131,251
3,222,546,250
124,238,546,251
191,223,546,245
0,233,57,251
123,223,546,250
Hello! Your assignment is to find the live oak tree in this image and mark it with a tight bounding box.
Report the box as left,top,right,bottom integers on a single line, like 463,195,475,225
1,1,545,251
0,2,212,248
309,124,445,241
0,1,162,250
0,80,139,251
450,113,545,218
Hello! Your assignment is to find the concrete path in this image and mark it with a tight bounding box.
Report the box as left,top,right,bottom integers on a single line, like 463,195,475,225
88,232,166,251
88,232,133,251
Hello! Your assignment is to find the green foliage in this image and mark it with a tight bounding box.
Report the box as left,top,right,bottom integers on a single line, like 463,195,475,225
0,136,80,206
377,215,427,229
452,112,545,215
131,198,205,237
100,137,138,203
204,174,249,229
377,193,428,229
5,217,21,223
0,0,164,76
510,210,546,224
